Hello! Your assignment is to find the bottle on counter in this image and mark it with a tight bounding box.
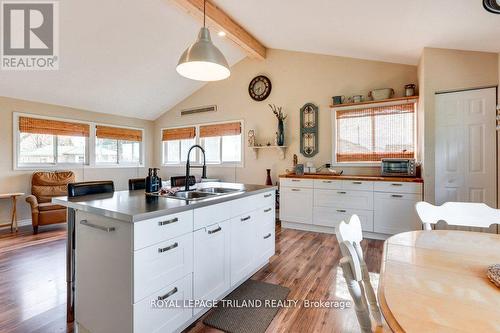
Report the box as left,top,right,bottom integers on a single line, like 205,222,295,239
145,168,162,193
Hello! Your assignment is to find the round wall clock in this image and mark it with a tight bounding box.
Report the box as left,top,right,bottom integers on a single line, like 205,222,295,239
248,75,272,101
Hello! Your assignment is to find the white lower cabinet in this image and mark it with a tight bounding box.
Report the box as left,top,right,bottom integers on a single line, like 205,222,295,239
230,211,257,286
193,220,230,316
373,192,421,234
256,206,276,264
133,274,193,333
279,187,313,224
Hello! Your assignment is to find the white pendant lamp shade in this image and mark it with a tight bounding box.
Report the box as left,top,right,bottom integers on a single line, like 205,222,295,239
176,27,230,81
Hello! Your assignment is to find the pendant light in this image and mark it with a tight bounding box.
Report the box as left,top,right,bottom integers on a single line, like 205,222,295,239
176,0,230,81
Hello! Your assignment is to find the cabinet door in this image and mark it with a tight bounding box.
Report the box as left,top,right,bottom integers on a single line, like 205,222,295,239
193,220,230,315
230,211,257,286
256,205,275,265
279,187,313,224
314,189,373,210
374,192,421,234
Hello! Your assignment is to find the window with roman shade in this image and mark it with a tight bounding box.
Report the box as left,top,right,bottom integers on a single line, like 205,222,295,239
162,127,196,141
335,102,416,163
162,127,197,164
199,122,241,138
18,116,90,166
95,125,143,165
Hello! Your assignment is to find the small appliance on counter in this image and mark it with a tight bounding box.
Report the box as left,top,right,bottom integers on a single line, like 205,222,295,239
145,168,162,193
381,158,417,177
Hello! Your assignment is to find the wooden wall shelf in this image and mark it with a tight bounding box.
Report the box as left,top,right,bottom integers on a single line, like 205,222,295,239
251,146,288,160
330,96,419,108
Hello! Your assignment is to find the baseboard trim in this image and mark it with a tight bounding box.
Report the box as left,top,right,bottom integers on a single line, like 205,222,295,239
281,221,390,241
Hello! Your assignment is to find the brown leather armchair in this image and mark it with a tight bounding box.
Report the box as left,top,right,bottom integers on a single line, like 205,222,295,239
25,171,75,234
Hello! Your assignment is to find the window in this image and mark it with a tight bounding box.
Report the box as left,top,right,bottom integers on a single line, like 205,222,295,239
95,125,143,165
334,102,416,163
162,121,243,166
17,116,89,166
15,114,145,169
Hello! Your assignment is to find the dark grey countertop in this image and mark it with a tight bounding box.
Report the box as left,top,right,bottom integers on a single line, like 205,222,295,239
52,182,276,223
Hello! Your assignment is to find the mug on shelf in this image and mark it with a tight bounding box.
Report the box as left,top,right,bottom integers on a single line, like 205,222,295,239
332,95,345,105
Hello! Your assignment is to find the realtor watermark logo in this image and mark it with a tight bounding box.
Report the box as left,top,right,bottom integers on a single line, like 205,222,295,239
1,1,59,70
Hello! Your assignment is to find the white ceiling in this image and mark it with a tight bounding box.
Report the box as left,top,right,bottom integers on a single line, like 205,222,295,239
216,0,500,65
0,0,245,120
1,0,499,120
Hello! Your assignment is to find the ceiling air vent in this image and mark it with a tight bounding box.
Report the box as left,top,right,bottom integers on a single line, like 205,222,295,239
484,0,500,14
181,105,217,116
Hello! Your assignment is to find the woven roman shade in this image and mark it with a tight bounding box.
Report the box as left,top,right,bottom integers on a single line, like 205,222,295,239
162,127,196,141
336,103,415,162
96,125,143,142
19,116,90,137
200,122,241,138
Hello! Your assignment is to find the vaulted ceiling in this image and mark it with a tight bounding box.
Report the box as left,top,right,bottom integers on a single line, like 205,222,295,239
1,0,499,120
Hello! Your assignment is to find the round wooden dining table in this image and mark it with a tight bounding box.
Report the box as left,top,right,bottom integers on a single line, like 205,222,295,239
378,230,500,332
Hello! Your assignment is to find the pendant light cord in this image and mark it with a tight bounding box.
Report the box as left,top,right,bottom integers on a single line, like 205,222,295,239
203,0,206,27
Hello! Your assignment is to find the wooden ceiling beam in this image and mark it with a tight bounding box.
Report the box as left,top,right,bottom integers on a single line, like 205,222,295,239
171,0,266,60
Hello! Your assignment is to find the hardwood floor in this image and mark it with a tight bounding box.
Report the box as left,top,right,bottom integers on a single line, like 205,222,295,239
0,223,383,333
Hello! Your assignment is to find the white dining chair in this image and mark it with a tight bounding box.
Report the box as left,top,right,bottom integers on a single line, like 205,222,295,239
415,201,500,231
336,215,383,331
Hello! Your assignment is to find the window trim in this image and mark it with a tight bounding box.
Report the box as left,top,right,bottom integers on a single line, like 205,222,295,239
331,100,418,166
13,112,145,170
161,120,244,168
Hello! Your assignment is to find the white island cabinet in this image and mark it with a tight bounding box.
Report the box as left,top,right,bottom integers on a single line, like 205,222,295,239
279,176,423,239
74,189,275,333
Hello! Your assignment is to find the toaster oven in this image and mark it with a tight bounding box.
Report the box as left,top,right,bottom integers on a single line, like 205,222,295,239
381,158,417,177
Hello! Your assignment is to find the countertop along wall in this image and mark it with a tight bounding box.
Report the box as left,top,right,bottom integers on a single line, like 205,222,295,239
418,48,499,204
0,97,154,227
154,49,417,185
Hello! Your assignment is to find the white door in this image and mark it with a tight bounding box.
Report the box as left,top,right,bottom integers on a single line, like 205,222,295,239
193,220,230,316
279,187,313,224
435,88,497,207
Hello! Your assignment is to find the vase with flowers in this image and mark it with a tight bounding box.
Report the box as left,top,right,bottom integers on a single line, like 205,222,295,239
269,104,287,146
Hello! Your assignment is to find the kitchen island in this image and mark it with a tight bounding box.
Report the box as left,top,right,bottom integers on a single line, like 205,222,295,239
53,182,276,333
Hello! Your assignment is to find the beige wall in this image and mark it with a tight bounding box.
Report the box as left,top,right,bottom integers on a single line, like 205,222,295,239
154,49,417,185
418,48,499,203
0,97,154,227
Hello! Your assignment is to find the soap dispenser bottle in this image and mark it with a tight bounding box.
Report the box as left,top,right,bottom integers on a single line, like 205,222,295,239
151,168,162,193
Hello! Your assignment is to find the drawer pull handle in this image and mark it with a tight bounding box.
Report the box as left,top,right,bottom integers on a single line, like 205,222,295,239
337,191,347,194
208,226,222,234
264,208,272,213
158,217,178,226
352,181,362,184
241,216,251,222
263,233,272,239
158,242,178,253
323,180,332,183
391,194,403,198
291,179,300,182
80,220,115,232
157,287,178,301
291,188,301,192
264,193,272,198
336,209,347,213
391,183,403,186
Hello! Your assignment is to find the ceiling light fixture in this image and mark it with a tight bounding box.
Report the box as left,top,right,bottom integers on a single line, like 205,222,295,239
176,0,230,81
483,0,500,14
217,31,226,37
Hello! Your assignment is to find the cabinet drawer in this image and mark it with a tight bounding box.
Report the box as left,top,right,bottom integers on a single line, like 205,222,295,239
133,273,193,333
257,215,275,264
313,207,373,232
374,181,422,194
260,190,275,208
279,187,313,224
374,192,421,234
194,201,231,230
230,211,258,286
134,210,193,250
134,233,193,303
230,195,260,217
313,179,342,190
280,178,313,188
342,180,374,191
314,189,373,210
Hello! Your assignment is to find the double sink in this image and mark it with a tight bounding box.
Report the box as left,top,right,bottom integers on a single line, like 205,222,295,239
166,187,243,201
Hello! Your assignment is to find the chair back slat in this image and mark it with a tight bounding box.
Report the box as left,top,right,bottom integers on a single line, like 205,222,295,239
415,201,500,230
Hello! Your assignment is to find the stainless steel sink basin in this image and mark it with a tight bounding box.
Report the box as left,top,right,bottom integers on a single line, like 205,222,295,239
198,187,242,194
167,191,217,201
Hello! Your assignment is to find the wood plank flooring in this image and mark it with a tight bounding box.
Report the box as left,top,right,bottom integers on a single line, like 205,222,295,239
0,223,383,333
